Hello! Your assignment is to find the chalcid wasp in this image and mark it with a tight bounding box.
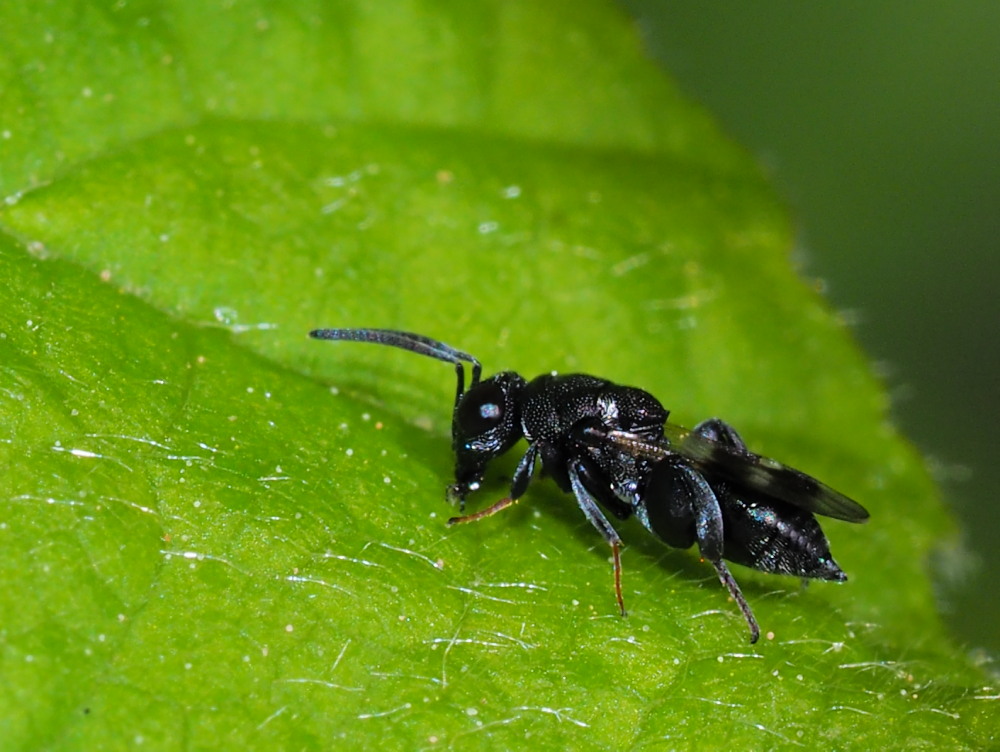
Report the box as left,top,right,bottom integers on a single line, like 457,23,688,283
311,328,869,643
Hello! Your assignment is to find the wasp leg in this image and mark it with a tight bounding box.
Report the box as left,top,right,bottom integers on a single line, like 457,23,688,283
691,417,748,453
510,443,539,500
568,461,627,617
711,557,760,644
447,495,519,525
682,463,761,644
643,456,760,643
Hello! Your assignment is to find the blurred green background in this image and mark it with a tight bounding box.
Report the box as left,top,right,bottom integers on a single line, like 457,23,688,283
619,1,1000,656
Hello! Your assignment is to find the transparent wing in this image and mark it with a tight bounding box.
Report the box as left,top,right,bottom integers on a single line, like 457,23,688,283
588,424,869,523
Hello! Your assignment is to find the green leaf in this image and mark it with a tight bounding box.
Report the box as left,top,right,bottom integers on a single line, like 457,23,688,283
1,1,995,749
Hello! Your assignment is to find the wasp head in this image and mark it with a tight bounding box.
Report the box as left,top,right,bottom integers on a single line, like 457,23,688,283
447,371,526,506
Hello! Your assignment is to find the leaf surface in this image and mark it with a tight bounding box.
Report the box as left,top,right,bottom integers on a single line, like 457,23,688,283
0,2,995,749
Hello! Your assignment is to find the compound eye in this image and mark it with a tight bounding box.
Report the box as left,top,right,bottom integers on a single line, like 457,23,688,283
457,383,506,437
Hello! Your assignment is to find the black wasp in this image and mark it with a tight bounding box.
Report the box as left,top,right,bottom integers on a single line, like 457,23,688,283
311,328,869,643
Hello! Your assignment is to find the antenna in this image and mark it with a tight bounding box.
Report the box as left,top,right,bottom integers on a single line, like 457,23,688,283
309,328,482,403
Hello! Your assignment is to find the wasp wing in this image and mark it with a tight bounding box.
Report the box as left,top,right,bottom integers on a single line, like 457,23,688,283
595,425,869,523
